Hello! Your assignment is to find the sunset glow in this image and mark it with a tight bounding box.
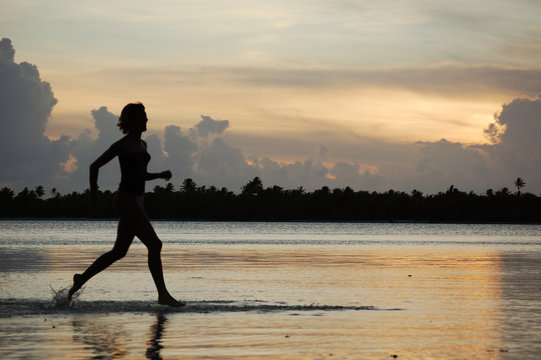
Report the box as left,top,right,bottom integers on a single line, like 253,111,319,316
2,0,541,193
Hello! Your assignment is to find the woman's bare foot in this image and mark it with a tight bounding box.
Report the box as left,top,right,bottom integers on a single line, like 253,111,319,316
67,274,83,302
158,294,186,307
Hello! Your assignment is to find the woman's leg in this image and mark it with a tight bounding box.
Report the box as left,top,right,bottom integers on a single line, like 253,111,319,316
68,208,135,300
129,205,184,307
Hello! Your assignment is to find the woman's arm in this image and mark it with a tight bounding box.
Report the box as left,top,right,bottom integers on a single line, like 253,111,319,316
146,170,172,181
89,143,120,194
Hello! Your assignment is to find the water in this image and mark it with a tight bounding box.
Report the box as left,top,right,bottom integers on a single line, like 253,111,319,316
1,220,541,359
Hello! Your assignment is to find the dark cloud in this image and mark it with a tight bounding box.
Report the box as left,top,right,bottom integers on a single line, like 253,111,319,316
408,139,493,193
66,106,531,195
66,107,122,192
197,137,257,191
0,38,15,62
195,115,229,137
254,157,330,190
144,133,167,173
483,119,505,144
492,96,541,153
92,106,120,146
407,97,541,194
330,162,383,190
0,38,69,190
163,125,197,180
484,96,541,188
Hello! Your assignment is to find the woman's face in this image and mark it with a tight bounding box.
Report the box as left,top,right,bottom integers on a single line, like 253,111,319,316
134,110,148,132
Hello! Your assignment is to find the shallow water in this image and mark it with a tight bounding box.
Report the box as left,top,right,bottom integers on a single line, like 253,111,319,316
1,220,541,359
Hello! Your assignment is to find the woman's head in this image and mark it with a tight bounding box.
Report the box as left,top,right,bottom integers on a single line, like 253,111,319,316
117,102,147,134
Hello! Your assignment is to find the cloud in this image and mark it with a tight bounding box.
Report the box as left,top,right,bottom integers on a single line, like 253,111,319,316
215,64,541,98
255,157,329,190
316,144,328,161
491,96,541,154
6,92,541,195
144,134,166,173
196,137,257,191
195,115,229,137
484,96,541,188
65,107,122,192
75,63,541,103
0,38,69,190
2,38,541,195
92,106,120,146
405,96,541,193
163,125,197,180
483,119,506,144
0,38,15,62
330,162,384,190
407,139,492,193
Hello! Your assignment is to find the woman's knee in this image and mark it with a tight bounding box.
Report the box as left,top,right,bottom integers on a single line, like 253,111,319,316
148,238,162,253
110,247,128,261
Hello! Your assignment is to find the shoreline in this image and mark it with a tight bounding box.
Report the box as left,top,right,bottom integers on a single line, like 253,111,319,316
2,217,541,225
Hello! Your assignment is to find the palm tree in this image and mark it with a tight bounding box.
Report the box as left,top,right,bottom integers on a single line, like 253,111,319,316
496,187,510,197
35,185,45,198
0,187,15,201
51,187,61,198
514,177,526,195
181,178,197,193
165,182,174,193
241,177,263,196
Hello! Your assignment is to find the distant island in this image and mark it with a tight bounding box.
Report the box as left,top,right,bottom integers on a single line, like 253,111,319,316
1,177,540,223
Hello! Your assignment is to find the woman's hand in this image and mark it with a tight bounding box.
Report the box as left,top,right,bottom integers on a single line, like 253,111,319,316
160,170,172,181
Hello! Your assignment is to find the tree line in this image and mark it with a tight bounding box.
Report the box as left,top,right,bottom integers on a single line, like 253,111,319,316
1,177,540,223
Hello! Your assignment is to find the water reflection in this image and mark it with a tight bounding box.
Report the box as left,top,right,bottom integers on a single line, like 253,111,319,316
69,313,169,359
72,318,128,359
501,252,541,356
146,313,167,360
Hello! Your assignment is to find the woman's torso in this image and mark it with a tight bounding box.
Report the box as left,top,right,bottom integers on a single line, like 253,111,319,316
117,138,150,196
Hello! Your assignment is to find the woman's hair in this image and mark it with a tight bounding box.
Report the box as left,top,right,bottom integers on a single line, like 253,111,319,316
117,102,145,134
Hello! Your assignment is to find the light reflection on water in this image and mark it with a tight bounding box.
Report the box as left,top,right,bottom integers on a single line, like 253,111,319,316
1,220,541,359
3,220,541,247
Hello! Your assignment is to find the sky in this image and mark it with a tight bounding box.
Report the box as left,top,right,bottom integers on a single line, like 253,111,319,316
1,0,541,194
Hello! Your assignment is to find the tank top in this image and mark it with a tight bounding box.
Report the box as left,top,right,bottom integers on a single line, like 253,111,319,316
118,151,151,196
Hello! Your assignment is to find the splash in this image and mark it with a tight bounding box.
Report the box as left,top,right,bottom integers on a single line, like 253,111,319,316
50,285,83,308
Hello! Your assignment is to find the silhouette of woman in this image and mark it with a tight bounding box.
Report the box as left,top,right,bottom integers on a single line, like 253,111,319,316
68,102,184,307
